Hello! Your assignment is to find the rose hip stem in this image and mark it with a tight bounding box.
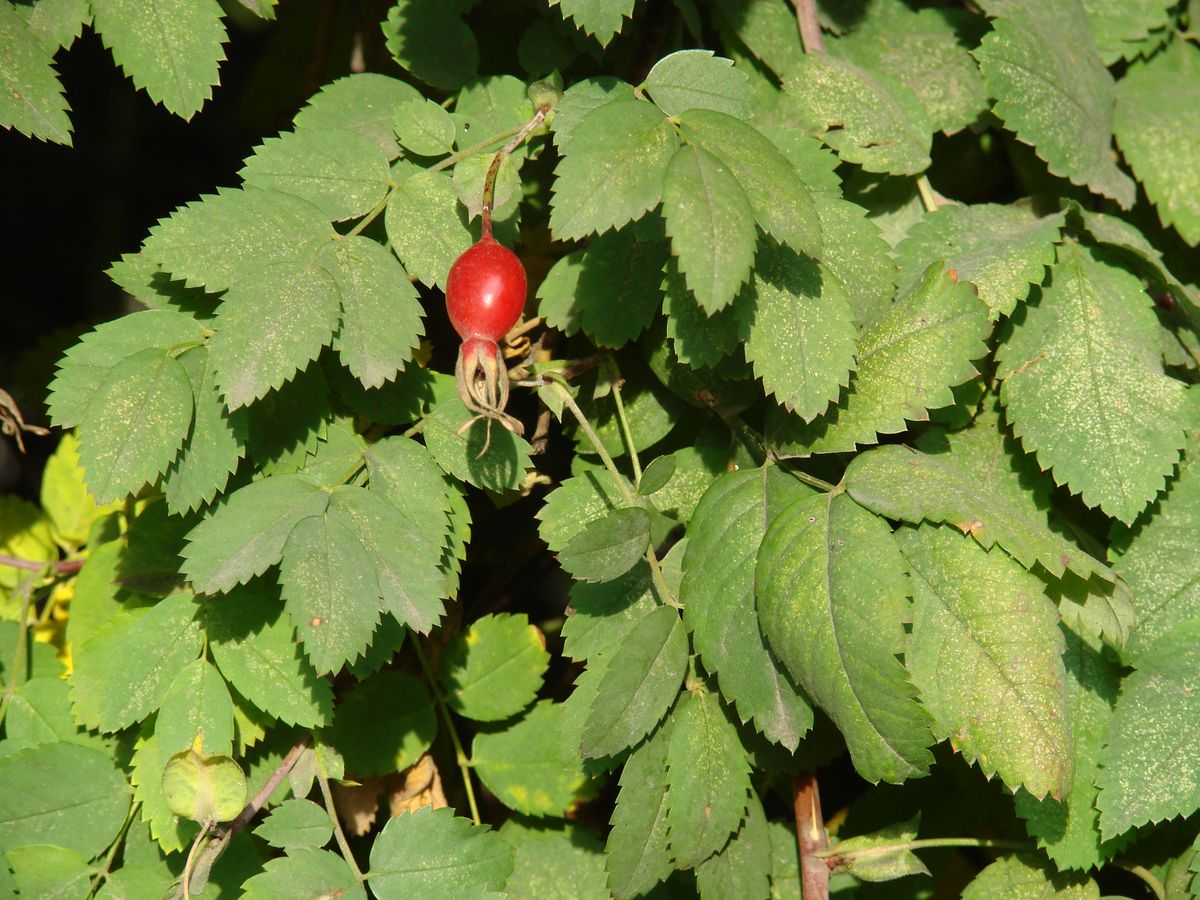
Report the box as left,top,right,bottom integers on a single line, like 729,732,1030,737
480,104,551,241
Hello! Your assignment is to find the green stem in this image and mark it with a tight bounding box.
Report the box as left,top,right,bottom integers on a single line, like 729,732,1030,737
428,126,523,176
916,175,939,214
817,836,1033,863
347,191,391,238
790,468,837,493
645,548,681,609
1114,861,1166,900
180,818,216,900
547,378,636,507
412,637,482,825
87,801,140,898
604,359,642,488
314,743,365,882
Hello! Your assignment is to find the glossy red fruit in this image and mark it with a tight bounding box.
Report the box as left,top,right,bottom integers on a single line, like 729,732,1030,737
445,237,527,342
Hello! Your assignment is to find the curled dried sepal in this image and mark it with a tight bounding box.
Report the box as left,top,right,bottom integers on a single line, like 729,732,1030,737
455,337,524,455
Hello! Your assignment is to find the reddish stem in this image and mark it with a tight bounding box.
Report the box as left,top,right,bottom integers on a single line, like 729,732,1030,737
793,772,831,900
479,105,550,240
793,0,826,53
0,554,84,576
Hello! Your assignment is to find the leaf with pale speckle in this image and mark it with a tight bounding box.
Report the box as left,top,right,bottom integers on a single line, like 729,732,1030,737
0,2,72,144
961,853,1100,898
90,0,227,121
997,243,1187,524
898,524,1072,800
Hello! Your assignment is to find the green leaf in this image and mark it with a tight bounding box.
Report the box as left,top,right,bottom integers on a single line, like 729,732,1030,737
242,848,365,900
662,261,752,368
48,309,206,428
0,742,131,859
473,701,590,817
155,657,235,757
557,507,650,584
327,670,436,776
393,95,456,156
504,833,608,900
662,143,757,314
551,77,636,148
570,215,669,348
1111,446,1200,660
90,0,226,120
161,748,247,823
756,491,934,783
678,109,822,259
681,467,814,751
961,852,1100,899
244,363,330,476
181,474,329,594
440,613,550,722
210,250,343,409
385,168,471,289
70,592,203,732
537,464,627,554
329,484,446,634
294,73,420,161
604,716,674,898
694,795,772,899
895,204,1066,320
664,691,751,867
142,186,335,294
773,263,989,455
973,1,1134,208
382,0,478,90
897,524,1073,799
130,731,198,853
24,0,91,52
0,2,71,144
278,509,381,674
254,799,333,850
550,100,679,240
997,243,1187,523
76,348,194,503
329,236,423,390
161,347,248,514
711,0,805,77
239,128,392,223
582,606,688,758
452,75,535,154
809,191,896,326
206,582,334,728
40,431,118,548
1097,618,1200,838
1083,0,1174,65
829,7,989,134
562,562,657,663
644,50,753,119
4,844,92,898
827,815,929,882
3,677,100,755
1115,43,1200,246
452,153,521,222
783,52,931,175
845,443,1111,583
553,0,636,47
745,242,857,423
368,807,514,898
1014,624,1121,870
422,382,533,493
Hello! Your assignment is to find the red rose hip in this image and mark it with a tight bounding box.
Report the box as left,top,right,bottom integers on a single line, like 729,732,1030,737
445,237,527,342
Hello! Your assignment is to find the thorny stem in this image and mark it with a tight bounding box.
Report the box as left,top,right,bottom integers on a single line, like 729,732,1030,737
175,738,310,898
412,636,482,825
816,836,1034,863
480,105,550,240
793,0,826,53
315,742,366,882
915,175,940,213
0,553,85,575
793,773,830,900
604,358,642,488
